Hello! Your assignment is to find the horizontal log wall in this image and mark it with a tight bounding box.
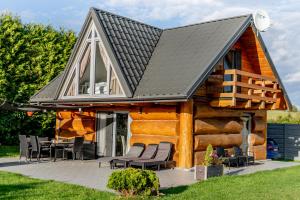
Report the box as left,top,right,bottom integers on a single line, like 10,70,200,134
193,102,267,165
130,106,180,166
56,111,96,141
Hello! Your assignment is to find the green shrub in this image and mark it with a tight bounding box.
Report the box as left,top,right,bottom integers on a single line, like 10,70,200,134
203,144,213,166
107,168,159,196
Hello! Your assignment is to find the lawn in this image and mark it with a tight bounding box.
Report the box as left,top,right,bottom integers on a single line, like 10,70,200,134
0,146,19,157
267,110,300,124
0,171,115,200
1,166,300,200
161,165,300,200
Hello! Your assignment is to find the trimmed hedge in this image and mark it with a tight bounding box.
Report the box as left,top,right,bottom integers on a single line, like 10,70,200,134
107,168,159,196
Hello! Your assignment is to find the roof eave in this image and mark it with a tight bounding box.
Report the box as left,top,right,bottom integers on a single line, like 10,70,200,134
254,28,292,110
29,95,189,105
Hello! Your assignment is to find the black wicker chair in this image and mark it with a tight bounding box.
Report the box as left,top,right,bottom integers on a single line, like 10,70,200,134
63,137,84,160
216,147,239,169
19,135,30,162
37,136,51,160
30,136,40,161
233,146,255,166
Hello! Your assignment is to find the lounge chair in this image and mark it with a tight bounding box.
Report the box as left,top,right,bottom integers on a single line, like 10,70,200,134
98,143,145,168
107,143,145,168
216,147,239,169
129,142,174,171
110,144,158,169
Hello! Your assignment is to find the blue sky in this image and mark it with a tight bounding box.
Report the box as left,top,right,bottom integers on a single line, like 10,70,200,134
1,0,300,107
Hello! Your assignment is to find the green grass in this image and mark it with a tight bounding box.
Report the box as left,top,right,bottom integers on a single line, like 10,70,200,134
161,165,300,200
1,166,300,200
0,146,19,157
0,171,115,200
267,110,300,124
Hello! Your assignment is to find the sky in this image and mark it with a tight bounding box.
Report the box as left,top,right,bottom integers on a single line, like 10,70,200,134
1,0,300,107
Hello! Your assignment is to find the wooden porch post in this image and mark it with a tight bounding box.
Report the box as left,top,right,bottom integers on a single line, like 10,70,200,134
179,100,194,169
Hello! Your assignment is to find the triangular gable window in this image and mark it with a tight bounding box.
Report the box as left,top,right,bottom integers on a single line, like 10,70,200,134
62,21,124,97
65,69,76,96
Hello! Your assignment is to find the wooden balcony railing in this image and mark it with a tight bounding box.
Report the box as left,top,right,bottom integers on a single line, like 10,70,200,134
211,69,280,109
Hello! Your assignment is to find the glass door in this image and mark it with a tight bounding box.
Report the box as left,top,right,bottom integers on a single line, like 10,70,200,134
96,112,130,157
96,112,114,157
115,113,128,156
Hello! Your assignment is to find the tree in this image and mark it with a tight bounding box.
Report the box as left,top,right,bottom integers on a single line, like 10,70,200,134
0,13,76,144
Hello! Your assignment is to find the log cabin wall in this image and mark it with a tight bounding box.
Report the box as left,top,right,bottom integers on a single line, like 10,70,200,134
55,105,181,166
193,102,267,165
56,111,96,141
129,106,180,166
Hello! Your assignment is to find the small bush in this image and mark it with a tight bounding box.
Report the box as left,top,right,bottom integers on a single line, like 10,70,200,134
203,144,213,166
203,144,222,166
107,168,159,196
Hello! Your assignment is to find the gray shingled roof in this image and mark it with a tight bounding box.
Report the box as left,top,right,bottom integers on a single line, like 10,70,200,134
134,15,250,98
29,8,291,108
96,9,162,92
30,73,63,102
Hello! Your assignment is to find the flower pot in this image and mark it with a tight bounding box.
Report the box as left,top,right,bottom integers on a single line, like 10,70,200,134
194,165,224,180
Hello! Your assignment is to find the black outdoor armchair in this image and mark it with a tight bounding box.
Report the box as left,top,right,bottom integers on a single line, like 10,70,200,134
37,136,51,160
233,146,255,166
63,137,84,160
216,146,239,168
19,135,30,162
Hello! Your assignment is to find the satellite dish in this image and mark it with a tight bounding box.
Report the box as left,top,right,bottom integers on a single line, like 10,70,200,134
253,10,271,32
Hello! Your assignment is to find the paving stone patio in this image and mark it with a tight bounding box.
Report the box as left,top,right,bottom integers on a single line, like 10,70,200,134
0,157,299,191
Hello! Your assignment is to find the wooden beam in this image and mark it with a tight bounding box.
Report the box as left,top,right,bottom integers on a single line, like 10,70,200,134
246,77,253,108
179,100,193,169
224,69,277,82
235,93,276,102
232,73,237,106
222,81,280,93
259,80,266,109
272,83,278,110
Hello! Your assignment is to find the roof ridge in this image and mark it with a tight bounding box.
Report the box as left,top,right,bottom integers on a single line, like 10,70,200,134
91,7,162,31
164,14,252,31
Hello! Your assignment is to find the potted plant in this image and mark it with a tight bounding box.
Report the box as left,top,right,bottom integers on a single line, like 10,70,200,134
194,144,224,180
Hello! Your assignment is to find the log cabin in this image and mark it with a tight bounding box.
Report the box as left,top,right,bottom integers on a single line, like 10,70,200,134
29,8,291,169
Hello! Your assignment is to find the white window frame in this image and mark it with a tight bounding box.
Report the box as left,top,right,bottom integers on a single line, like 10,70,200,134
60,21,125,99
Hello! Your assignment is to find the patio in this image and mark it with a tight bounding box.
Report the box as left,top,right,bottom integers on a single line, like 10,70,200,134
0,157,299,192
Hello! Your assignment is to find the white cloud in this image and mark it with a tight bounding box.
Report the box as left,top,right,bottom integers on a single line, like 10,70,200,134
285,72,300,83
